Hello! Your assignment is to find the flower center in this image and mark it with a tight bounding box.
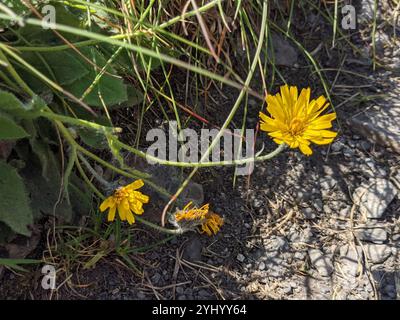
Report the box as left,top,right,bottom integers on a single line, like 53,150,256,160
114,188,128,202
288,117,305,136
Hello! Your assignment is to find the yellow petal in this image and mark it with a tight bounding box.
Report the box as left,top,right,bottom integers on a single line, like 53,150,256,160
280,85,294,115
294,87,311,118
133,191,150,203
307,121,334,130
313,112,336,122
299,143,313,155
266,95,285,122
107,205,116,222
100,196,115,212
309,137,335,145
125,211,135,224
118,199,129,220
290,86,298,102
130,200,144,215
304,129,337,138
127,179,144,190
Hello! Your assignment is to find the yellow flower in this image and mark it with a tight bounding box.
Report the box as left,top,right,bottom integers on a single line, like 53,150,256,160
174,202,223,236
200,212,224,236
99,179,150,224
259,84,337,155
175,201,209,222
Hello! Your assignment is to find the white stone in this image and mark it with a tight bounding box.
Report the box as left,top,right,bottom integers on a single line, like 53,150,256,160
308,249,333,277
353,178,397,219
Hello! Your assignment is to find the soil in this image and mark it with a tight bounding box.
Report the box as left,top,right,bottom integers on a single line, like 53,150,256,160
0,0,399,300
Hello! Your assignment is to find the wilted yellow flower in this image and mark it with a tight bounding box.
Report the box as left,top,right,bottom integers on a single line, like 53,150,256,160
259,84,337,155
201,212,224,236
100,179,149,224
175,201,209,222
174,202,223,236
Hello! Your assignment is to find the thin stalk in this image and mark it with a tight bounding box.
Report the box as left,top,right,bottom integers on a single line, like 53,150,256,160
160,0,270,226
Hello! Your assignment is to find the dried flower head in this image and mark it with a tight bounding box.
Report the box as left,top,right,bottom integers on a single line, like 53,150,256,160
99,179,149,224
175,201,209,222
173,202,223,236
200,212,224,236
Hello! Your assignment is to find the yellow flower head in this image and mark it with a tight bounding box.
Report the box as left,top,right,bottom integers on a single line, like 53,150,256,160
99,179,150,225
259,85,337,155
173,202,223,236
175,201,209,222
201,212,224,236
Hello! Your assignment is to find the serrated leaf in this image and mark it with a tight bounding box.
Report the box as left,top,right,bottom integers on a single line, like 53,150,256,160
0,116,29,140
0,161,33,236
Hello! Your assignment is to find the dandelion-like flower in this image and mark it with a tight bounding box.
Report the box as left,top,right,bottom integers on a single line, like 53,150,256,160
99,179,149,224
173,202,223,236
200,212,224,236
259,84,337,155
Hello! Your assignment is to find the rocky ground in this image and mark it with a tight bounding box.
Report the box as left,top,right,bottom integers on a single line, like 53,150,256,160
0,0,399,300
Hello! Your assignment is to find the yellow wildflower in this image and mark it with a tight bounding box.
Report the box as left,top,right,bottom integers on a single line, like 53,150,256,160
175,201,209,222
259,84,337,155
99,179,149,224
200,212,224,236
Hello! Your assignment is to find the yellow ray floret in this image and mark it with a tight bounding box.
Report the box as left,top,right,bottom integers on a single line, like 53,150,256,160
99,179,150,225
175,201,209,222
200,212,224,236
175,202,223,236
259,85,337,155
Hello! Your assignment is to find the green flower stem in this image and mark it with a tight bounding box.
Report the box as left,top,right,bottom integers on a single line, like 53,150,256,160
134,216,184,235
39,110,286,167
114,137,286,167
161,0,270,226
0,43,96,115
54,119,170,198
77,152,110,188
0,69,20,92
0,48,35,96
115,218,121,247
39,111,122,134
74,156,104,199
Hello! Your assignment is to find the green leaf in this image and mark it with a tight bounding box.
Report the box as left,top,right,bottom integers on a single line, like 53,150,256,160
69,174,93,218
0,222,16,244
64,48,128,108
0,258,42,272
0,161,33,236
0,116,29,140
17,2,84,45
0,91,47,119
29,137,52,180
17,51,89,92
78,128,108,149
0,90,24,111
114,85,144,109
19,147,73,222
